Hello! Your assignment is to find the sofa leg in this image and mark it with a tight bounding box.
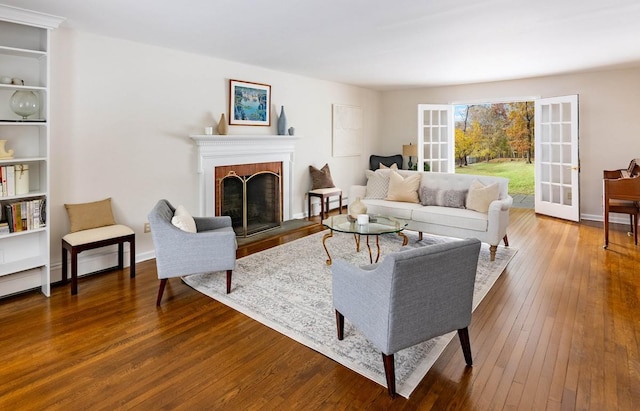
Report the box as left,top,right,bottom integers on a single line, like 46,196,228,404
418,232,423,241
489,245,497,261
503,234,509,247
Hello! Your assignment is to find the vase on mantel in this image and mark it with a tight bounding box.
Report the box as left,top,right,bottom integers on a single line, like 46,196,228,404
217,113,228,135
277,106,287,135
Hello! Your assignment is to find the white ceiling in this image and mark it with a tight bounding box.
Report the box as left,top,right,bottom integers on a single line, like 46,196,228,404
4,0,640,90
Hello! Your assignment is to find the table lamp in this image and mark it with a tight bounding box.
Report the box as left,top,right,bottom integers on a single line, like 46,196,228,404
402,143,418,170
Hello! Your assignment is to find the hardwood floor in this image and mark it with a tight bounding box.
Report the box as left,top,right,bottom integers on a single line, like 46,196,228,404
1,208,638,410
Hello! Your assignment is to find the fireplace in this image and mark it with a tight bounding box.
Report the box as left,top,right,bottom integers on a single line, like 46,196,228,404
216,162,282,237
190,135,298,230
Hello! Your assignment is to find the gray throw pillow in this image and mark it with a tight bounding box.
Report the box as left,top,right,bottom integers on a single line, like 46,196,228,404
420,187,467,208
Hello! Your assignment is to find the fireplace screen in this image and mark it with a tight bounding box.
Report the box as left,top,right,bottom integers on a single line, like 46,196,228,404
218,168,282,237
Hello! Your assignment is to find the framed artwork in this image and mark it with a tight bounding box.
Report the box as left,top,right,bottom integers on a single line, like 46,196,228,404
332,104,363,157
229,79,271,126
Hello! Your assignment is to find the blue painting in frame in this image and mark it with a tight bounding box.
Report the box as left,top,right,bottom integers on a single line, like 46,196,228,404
229,79,271,126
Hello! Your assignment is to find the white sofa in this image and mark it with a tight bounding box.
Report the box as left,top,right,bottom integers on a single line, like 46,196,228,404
348,170,513,261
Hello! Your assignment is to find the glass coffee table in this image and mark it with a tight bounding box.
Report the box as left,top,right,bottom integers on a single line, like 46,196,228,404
321,214,408,265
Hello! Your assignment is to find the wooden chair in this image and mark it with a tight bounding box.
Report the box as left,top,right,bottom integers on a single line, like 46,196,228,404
62,198,135,295
62,226,135,295
308,187,342,220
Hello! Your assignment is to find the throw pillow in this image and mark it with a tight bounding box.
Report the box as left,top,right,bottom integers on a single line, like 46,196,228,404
309,163,335,189
171,205,197,233
385,170,421,203
466,180,500,212
64,197,116,233
420,187,468,208
364,169,390,199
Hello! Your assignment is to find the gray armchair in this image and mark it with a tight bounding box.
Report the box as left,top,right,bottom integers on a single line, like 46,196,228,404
148,199,236,306
332,238,481,397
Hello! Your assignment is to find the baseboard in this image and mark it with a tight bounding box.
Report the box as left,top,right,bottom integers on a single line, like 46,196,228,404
581,212,630,224
51,248,156,284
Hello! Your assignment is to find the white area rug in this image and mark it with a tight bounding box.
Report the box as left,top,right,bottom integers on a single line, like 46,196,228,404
184,230,516,398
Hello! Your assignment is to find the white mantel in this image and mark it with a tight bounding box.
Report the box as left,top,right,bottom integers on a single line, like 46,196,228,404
190,135,299,219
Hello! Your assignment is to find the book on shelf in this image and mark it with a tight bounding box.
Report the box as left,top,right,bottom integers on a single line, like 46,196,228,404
0,164,31,197
2,198,46,233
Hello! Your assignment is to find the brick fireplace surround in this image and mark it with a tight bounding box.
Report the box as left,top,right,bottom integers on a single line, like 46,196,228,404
190,135,299,221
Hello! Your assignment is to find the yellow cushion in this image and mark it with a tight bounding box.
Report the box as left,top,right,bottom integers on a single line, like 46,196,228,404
62,224,133,246
64,198,116,233
466,180,500,212
385,170,420,203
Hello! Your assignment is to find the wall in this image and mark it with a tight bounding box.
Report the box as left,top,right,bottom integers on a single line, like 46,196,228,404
48,28,381,281
380,68,640,221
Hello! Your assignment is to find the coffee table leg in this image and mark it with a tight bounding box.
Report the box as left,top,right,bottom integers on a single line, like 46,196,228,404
374,235,381,263
398,232,408,246
366,235,374,263
353,233,361,252
323,230,334,265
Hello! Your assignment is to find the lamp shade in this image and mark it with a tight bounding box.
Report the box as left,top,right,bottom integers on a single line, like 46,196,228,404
403,144,418,157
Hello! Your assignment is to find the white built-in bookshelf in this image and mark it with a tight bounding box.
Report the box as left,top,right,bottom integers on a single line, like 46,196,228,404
0,5,63,298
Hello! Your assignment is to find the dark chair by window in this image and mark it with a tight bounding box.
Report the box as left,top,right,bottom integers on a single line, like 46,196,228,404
369,154,404,171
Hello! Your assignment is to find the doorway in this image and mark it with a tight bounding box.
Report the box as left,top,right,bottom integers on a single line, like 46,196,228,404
453,102,535,209
418,96,579,220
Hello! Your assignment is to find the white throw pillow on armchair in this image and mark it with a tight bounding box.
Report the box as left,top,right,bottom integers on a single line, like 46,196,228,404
171,205,197,233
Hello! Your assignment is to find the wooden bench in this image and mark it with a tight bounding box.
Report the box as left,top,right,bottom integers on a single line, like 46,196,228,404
308,188,342,220
62,225,135,295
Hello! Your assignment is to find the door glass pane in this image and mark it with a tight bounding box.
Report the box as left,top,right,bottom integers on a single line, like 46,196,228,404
551,164,561,183
540,144,550,162
562,144,571,164
551,124,561,142
551,104,560,122
541,164,550,181
562,166,572,184
551,144,560,163
541,183,550,202
541,105,549,122
541,124,550,142
562,124,571,143
552,185,560,204
561,102,571,121
439,110,447,126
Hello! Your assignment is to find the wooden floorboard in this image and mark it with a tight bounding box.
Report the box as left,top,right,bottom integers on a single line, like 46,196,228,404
0,208,639,409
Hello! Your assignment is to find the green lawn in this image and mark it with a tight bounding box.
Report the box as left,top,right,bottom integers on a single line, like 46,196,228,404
454,159,534,195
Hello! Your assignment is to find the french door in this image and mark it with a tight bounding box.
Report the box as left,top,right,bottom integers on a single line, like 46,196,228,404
534,95,580,221
417,104,454,173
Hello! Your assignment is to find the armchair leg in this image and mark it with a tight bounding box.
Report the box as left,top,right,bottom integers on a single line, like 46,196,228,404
382,353,396,398
458,327,473,366
156,278,168,306
335,310,344,340
226,270,232,294
503,234,509,247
